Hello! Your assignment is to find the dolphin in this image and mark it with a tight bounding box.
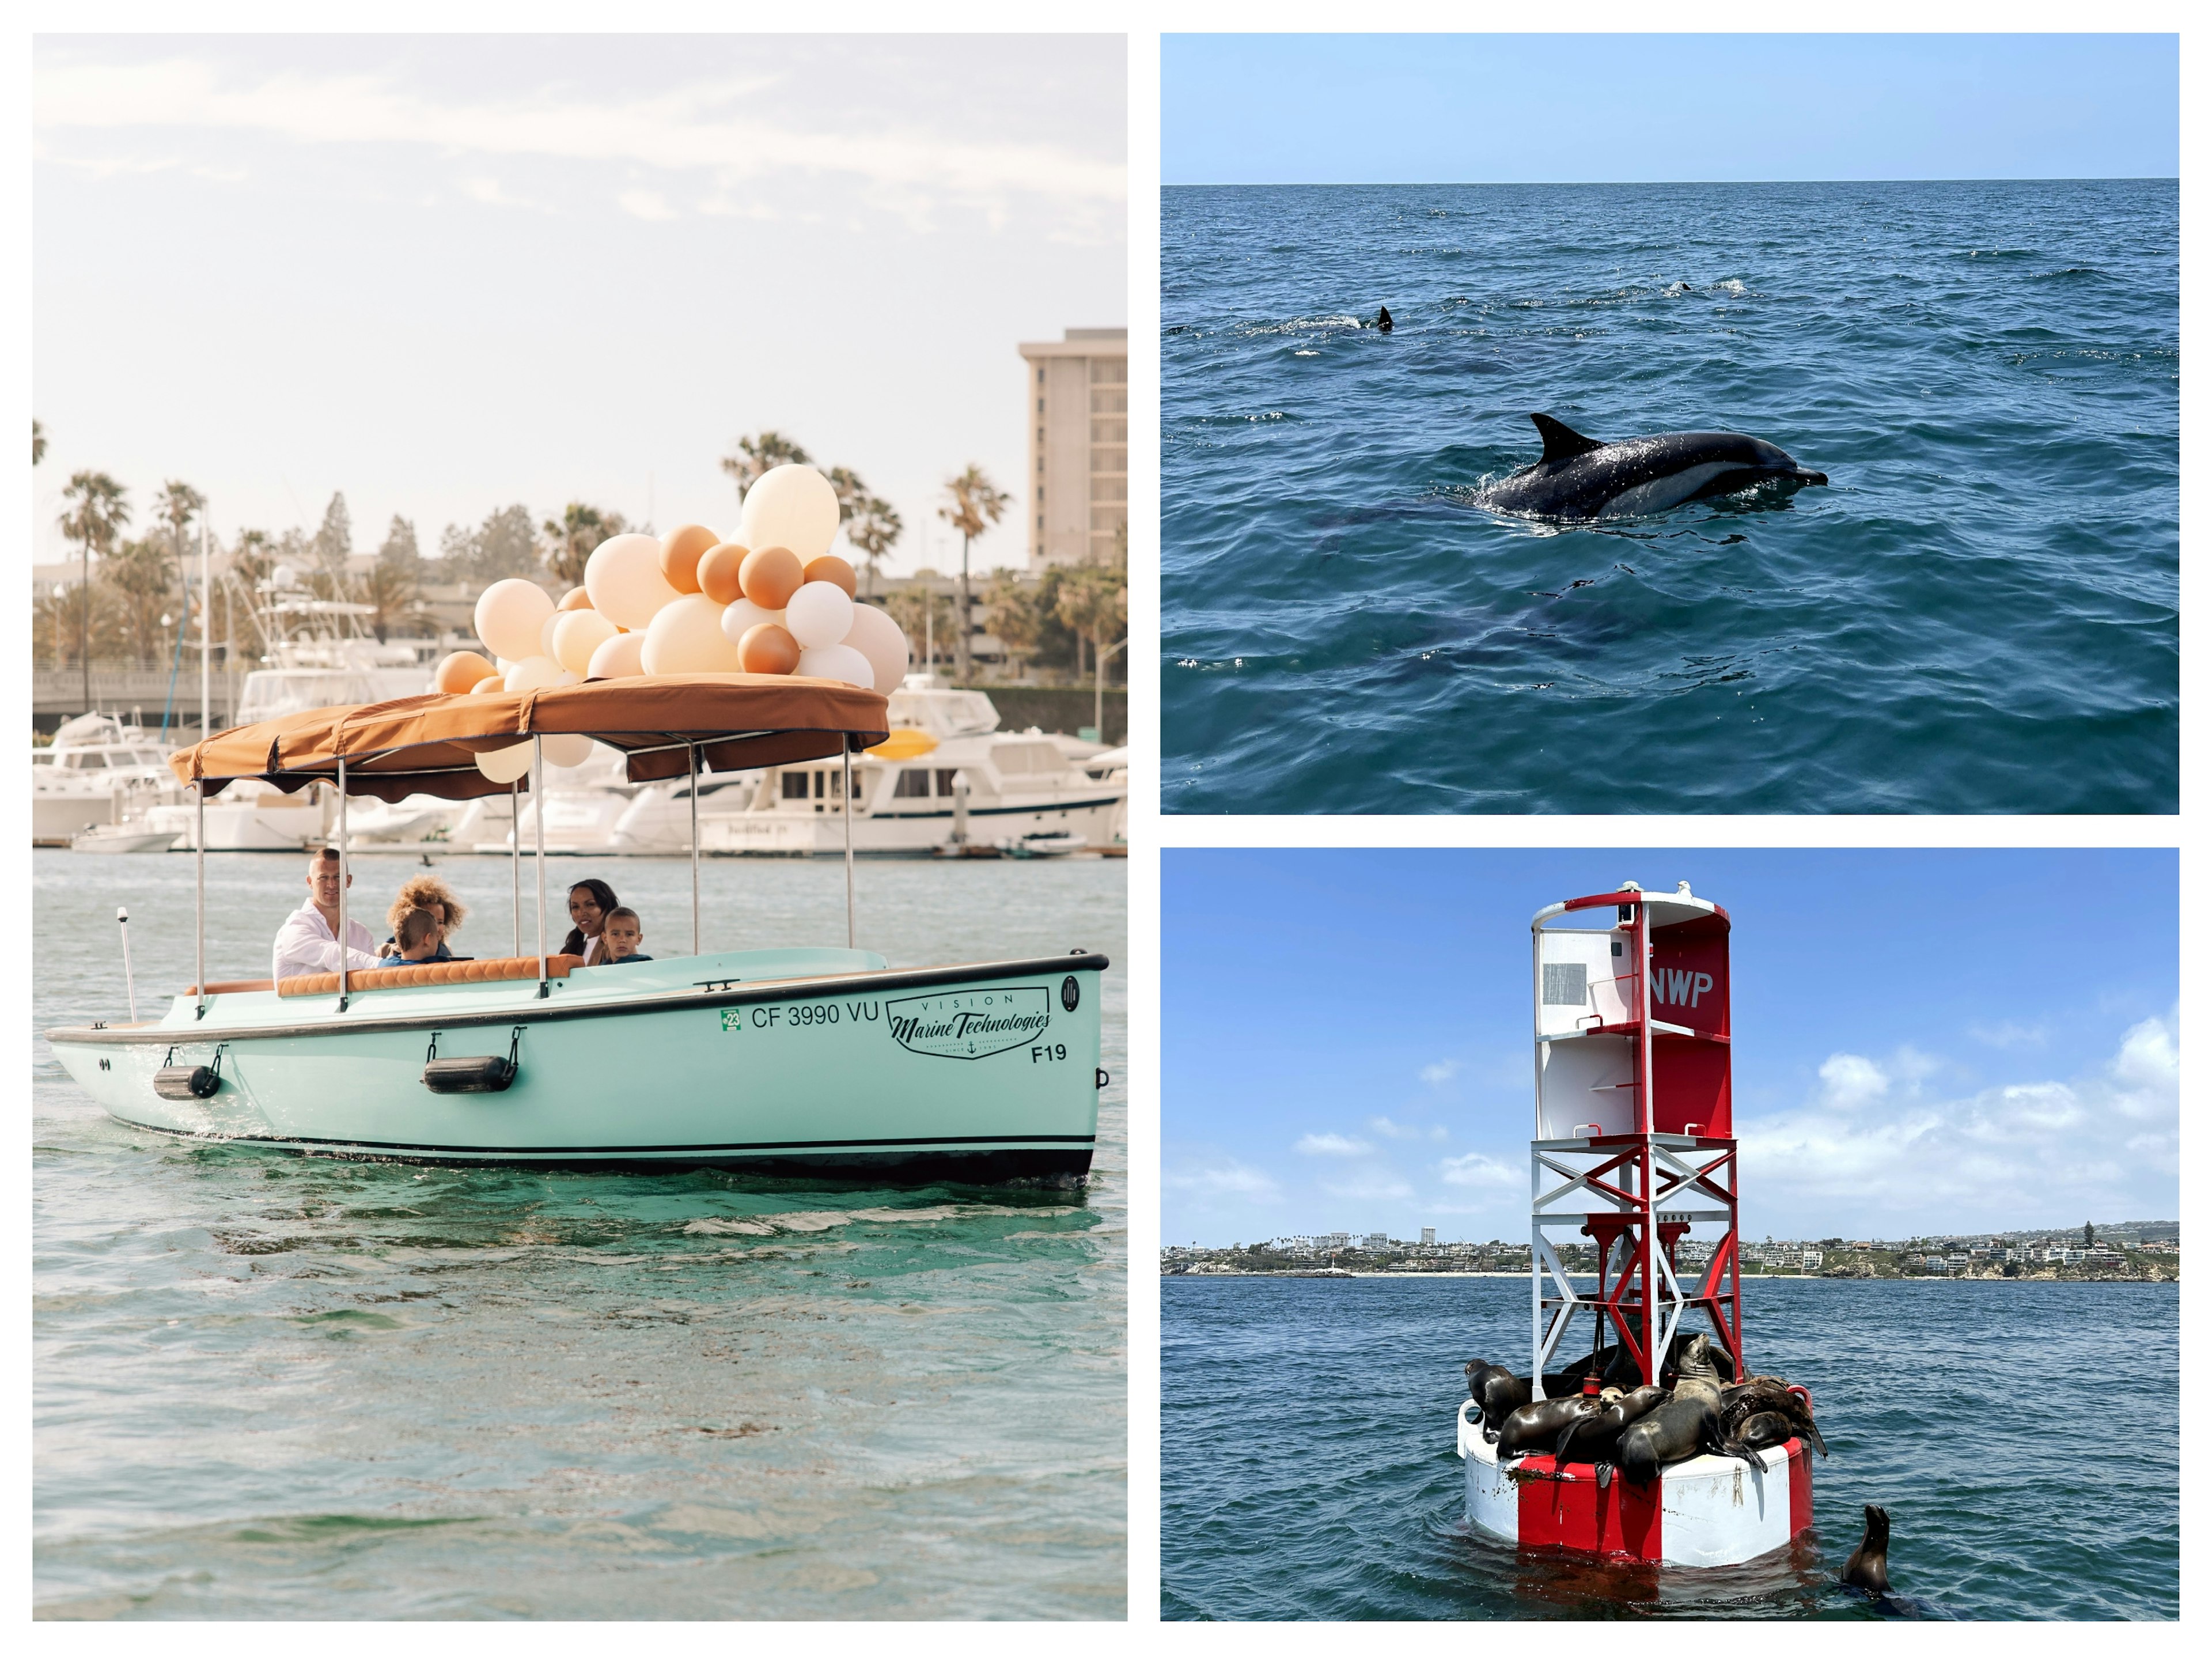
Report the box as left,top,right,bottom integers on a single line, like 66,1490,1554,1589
1482,413,1828,520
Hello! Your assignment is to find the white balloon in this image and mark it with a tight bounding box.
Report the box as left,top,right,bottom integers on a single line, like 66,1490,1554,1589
475,578,556,663
586,630,649,680
540,611,563,661
503,654,577,694
552,610,619,677
584,532,681,631
541,733,595,769
783,580,855,649
844,601,911,697
475,741,534,784
717,597,786,648
795,642,874,690
739,464,841,562
641,592,744,675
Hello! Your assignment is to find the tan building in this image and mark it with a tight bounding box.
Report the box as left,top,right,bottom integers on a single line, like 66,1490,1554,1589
1018,327,1127,572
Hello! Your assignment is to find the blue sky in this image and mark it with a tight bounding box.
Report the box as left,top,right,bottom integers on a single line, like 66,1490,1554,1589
1163,849,2177,1247
1164,35,2179,184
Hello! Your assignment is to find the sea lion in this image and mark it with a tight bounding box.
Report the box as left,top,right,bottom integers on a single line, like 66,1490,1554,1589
1710,1382,1828,1460
1376,306,1393,333
1615,1334,1726,1485
1472,1367,1532,1437
1495,1392,1602,1459
1554,1383,1667,1485
1841,1504,1890,1596
1703,1407,1797,1470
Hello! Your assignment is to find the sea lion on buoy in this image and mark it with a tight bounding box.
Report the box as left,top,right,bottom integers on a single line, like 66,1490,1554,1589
1495,1392,1602,1459
1554,1383,1667,1486
1704,1407,1797,1470
1467,1365,1533,1437
1616,1334,1726,1485
1841,1504,1891,1596
1709,1384,1828,1462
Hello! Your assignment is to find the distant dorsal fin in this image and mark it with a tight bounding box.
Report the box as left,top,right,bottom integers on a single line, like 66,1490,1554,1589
1531,413,1604,463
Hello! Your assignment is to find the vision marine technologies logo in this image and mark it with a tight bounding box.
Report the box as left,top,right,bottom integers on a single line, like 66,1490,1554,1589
887,987,1052,1059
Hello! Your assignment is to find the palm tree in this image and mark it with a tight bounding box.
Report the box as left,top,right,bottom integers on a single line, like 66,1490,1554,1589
1054,547,1128,742
359,558,421,642
33,418,46,465
882,582,954,678
982,570,1045,683
937,464,1010,686
104,535,176,661
59,470,129,709
719,431,813,506
157,480,208,652
539,502,626,587
829,467,903,596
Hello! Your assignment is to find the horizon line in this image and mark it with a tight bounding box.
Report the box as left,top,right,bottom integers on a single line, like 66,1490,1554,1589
1164,175,2177,189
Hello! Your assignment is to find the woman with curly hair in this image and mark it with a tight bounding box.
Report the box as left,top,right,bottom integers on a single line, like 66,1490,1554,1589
379,872,469,962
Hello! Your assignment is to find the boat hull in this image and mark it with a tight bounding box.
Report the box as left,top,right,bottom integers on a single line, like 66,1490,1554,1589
47,948,1107,1183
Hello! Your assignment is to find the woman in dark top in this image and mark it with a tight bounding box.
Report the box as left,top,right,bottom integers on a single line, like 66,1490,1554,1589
560,877,622,963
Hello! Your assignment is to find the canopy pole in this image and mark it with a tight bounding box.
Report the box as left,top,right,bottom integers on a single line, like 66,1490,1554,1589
336,765,350,1012
533,736,547,997
843,739,855,949
510,779,521,957
199,518,210,742
688,743,700,957
194,781,206,1019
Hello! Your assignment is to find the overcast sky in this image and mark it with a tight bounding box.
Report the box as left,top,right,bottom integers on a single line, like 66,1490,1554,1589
1164,849,2177,1247
32,34,1124,576
1165,34,2179,184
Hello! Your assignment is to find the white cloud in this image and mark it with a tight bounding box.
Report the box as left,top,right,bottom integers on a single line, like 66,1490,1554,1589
1370,1115,1447,1143
1741,1010,2179,1228
33,56,1126,219
1295,1132,1370,1157
1419,1060,1461,1086
616,189,679,222
1164,1159,1282,1202
1970,1020,2049,1050
1438,1151,1518,1189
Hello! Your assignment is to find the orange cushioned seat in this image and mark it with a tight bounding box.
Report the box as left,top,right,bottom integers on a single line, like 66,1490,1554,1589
276,955,581,998
185,978,278,996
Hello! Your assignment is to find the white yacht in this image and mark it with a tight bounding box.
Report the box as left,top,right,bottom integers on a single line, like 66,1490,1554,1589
139,777,336,851
32,713,181,845
608,677,1126,856
463,742,649,854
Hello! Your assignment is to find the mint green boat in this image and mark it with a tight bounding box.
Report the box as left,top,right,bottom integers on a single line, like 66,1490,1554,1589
43,676,1105,1184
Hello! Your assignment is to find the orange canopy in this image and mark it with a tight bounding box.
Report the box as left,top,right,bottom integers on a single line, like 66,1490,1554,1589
168,675,891,801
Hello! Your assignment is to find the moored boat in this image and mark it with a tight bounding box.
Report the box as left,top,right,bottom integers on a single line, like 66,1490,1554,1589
44,675,1107,1183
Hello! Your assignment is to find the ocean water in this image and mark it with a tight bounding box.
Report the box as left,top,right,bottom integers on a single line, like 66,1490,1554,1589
1160,1276,2178,1620
33,849,1126,1619
1161,180,2179,813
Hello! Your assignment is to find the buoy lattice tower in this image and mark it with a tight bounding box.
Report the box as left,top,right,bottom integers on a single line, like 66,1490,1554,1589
1529,881,1741,1394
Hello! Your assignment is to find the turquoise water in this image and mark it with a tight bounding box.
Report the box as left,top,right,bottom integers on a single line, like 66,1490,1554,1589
34,849,1126,1619
1162,180,2179,813
1161,1275,2177,1619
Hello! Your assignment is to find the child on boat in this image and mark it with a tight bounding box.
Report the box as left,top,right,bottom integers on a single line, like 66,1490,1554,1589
560,878,620,963
378,873,465,962
599,906,652,964
380,905,444,967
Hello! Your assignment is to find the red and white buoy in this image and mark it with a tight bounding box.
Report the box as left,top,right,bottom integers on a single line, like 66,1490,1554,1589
1457,880,1814,1566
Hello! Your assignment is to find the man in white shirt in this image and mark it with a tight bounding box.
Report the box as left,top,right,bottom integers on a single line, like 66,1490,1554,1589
272,846,383,981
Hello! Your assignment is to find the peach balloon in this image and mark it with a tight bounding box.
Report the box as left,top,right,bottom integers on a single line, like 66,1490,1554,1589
660,523,719,595
584,532,681,631
475,741,534,784
434,650,498,694
738,544,804,610
558,586,594,612
801,554,857,596
541,733,595,769
469,674,507,695
844,602,911,698
696,541,750,604
504,654,577,694
641,592,744,675
737,623,801,675
586,630,648,680
740,464,841,562
474,578,556,663
552,609,619,677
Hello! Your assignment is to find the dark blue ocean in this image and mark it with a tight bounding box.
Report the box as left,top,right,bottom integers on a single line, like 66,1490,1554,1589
1160,1277,2178,1620
1161,181,2178,813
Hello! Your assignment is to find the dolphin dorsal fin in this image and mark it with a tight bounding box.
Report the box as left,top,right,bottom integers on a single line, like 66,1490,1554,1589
1531,412,1604,463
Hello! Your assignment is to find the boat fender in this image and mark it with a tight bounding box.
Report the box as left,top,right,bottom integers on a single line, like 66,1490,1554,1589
154,1043,225,1102
422,1025,524,1095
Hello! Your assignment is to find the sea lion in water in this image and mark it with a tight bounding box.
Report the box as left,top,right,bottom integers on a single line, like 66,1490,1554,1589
1841,1504,1890,1596
1615,1334,1726,1485
1495,1392,1602,1459
1376,306,1393,333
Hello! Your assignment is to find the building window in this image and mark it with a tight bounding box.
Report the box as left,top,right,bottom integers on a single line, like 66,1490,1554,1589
1036,486,1044,502
1091,446,1127,473
1037,368,1045,384
1090,388,1126,415
1036,515,1044,532
1037,457,1044,474
1088,358,1127,385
